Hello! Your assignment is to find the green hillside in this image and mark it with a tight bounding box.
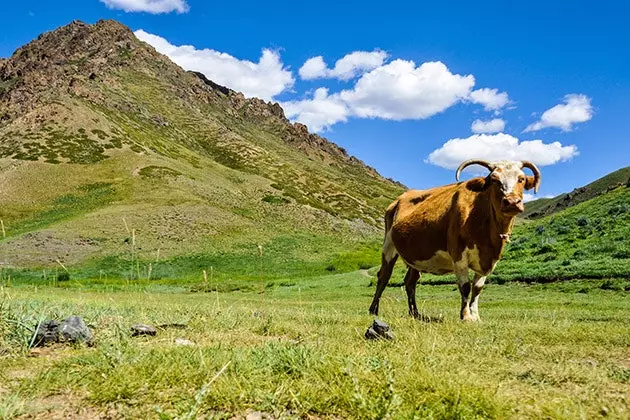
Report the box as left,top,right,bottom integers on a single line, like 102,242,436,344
0,20,403,282
494,185,630,282
523,166,630,218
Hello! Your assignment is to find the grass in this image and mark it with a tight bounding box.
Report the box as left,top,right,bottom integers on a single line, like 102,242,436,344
1,273,629,419
494,186,630,282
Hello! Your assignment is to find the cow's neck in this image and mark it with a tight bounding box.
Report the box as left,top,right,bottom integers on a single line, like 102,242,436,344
480,191,515,247
491,210,515,245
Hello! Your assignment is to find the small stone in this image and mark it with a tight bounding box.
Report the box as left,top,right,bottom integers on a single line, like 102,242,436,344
60,316,93,344
365,327,380,340
372,318,390,335
175,338,194,346
131,323,157,337
600,406,609,416
246,411,263,420
33,320,60,347
365,319,395,341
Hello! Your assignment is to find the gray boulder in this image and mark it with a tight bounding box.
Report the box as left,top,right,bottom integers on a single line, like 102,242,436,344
365,319,395,340
33,320,60,346
60,316,93,344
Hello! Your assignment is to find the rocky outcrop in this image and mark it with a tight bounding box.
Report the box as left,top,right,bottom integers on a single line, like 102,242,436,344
0,19,394,184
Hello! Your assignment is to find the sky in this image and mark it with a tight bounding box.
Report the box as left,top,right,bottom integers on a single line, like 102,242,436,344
1,0,629,200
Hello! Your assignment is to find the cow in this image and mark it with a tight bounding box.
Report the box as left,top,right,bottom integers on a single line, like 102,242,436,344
368,159,541,321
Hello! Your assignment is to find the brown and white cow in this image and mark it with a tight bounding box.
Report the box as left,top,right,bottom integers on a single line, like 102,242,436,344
369,159,541,321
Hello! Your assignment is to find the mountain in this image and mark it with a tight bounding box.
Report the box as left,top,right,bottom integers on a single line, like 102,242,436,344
523,166,630,218
0,20,404,280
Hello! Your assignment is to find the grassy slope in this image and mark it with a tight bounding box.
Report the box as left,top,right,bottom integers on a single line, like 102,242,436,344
523,166,630,218
1,277,629,419
0,22,403,280
494,186,630,282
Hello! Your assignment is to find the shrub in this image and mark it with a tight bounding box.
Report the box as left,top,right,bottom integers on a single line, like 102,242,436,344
262,195,290,205
534,244,556,255
56,271,70,282
576,216,589,226
600,280,623,291
536,226,545,234
556,225,570,234
612,249,630,259
325,264,336,272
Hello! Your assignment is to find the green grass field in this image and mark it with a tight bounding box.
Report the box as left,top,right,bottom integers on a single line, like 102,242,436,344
1,273,629,419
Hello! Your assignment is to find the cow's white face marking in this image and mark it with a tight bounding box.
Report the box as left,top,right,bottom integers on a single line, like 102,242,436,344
488,160,527,214
490,161,526,195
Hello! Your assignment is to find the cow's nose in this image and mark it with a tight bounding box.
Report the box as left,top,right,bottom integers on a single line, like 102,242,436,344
502,197,522,207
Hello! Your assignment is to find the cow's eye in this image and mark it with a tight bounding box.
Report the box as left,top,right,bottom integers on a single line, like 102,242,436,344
518,177,525,183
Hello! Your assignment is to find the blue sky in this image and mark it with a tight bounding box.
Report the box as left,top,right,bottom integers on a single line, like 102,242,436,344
1,1,629,198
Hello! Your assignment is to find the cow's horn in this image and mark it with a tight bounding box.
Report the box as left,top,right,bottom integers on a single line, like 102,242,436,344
455,159,495,181
521,160,542,193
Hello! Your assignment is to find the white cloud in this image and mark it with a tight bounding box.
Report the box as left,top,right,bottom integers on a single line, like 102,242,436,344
282,88,349,132
134,30,294,101
286,60,484,132
299,51,388,81
524,94,593,132
340,60,475,120
299,56,327,80
100,0,189,14
523,193,554,202
471,118,505,134
287,59,514,132
468,88,510,111
426,133,578,170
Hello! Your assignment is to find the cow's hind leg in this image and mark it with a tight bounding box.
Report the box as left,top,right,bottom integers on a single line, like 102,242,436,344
368,252,398,315
403,267,420,317
404,267,442,322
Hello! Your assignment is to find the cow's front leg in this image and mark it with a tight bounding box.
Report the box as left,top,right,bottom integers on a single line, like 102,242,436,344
455,267,472,321
469,274,486,322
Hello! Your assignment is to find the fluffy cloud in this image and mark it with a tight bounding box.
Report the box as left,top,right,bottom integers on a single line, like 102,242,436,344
426,133,578,170
134,30,294,100
282,88,349,132
340,60,475,120
299,51,388,81
524,94,593,132
471,118,505,134
523,193,554,203
468,88,510,111
298,56,327,80
100,0,189,14
289,57,513,132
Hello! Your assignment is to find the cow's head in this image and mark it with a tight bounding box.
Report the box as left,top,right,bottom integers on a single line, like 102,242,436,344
456,159,541,215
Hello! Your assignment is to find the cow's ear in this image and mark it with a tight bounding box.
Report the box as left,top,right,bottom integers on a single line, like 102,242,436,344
466,177,489,192
525,176,537,191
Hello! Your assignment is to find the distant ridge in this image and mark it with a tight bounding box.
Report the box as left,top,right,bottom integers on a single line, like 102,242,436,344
524,166,630,218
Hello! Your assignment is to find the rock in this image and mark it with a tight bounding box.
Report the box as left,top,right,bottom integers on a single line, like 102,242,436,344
246,411,263,420
175,338,194,346
60,316,93,344
131,323,157,337
372,318,390,335
33,320,60,346
365,319,394,341
364,327,380,340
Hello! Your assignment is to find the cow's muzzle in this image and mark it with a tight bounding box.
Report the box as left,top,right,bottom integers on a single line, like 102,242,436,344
501,196,524,213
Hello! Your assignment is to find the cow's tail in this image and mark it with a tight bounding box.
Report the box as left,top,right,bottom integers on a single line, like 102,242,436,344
383,199,399,237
